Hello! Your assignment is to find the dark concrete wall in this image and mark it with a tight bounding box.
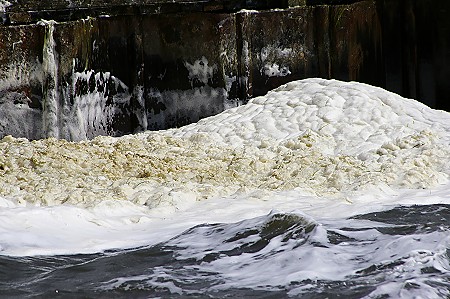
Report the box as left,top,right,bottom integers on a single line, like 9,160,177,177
0,0,449,140
1,1,384,140
0,13,240,140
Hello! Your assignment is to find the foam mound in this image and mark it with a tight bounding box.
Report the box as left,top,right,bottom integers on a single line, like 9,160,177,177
1,78,449,207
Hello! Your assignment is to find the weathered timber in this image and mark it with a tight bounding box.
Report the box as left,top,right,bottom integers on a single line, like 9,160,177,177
378,0,450,111
238,1,382,99
0,0,287,24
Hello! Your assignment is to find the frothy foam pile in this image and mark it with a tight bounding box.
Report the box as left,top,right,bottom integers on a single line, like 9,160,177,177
0,79,449,209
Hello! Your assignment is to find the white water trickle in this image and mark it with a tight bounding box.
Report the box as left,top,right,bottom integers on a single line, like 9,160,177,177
68,69,131,140
133,85,148,132
40,20,60,139
240,40,250,98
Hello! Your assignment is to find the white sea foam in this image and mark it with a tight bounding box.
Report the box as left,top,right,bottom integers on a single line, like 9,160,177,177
259,45,293,77
184,56,216,86
0,0,11,12
0,78,449,256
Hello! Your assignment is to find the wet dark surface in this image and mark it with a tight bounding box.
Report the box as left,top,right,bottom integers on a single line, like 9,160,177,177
1,205,449,298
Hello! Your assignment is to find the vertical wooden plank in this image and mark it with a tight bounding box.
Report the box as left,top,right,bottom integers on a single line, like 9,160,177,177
328,1,383,86
377,0,404,96
432,1,450,111
313,5,331,79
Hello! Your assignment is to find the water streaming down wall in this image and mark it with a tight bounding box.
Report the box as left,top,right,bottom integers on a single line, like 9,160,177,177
40,20,59,138
0,10,242,140
0,18,144,140
0,0,449,140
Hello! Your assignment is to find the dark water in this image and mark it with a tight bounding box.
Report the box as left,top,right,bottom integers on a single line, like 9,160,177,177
1,205,449,298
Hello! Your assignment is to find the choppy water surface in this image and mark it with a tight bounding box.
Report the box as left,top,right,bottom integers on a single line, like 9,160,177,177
1,205,449,298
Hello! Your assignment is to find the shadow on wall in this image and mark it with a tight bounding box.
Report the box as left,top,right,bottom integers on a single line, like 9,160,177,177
377,0,450,111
